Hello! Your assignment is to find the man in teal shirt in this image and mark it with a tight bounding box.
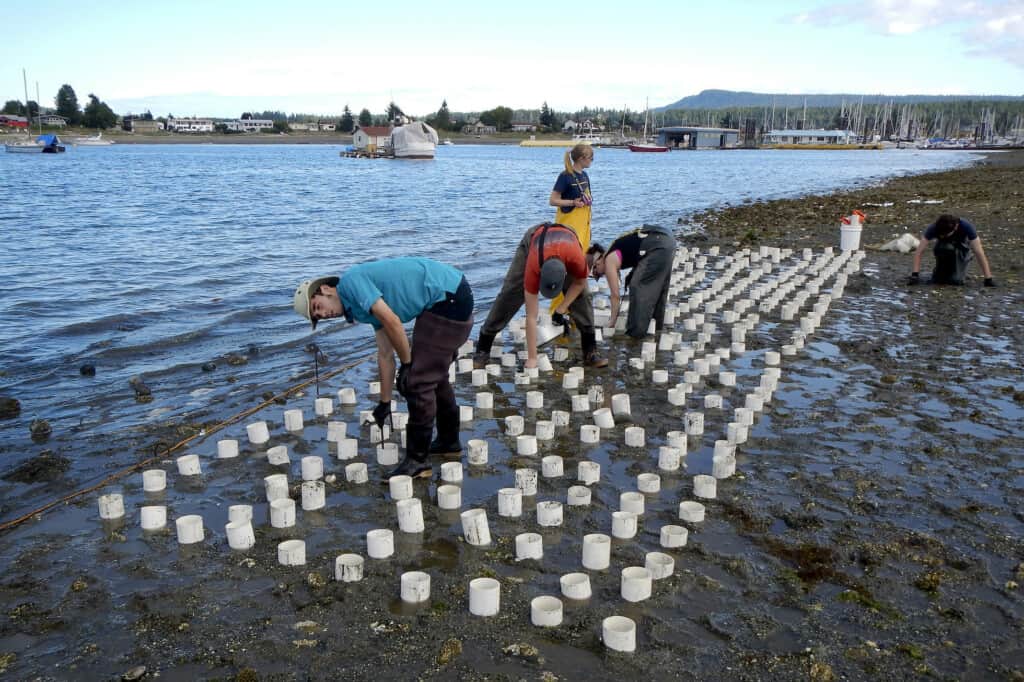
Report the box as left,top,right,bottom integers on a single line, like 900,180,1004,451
294,257,474,479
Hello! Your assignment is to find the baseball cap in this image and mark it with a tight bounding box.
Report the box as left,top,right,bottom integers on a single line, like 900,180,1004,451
293,276,339,329
539,258,566,299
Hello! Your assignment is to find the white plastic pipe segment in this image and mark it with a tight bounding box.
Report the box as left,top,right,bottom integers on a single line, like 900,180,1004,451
176,454,201,476
526,391,544,409
587,385,604,404
498,487,523,517
469,577,500,616
270,498,296,528
745,394,765,412
437,484,462,510
397,498,425,533
551,410,570,428
471,368,488,386
335,554,364,582
611,394,631,417
175,515,204,544
246,421,270,445
314,397,334,417
458,357,474,373
514,370,530,386
624,426,645,448
530,595,563,627
217,439,239,459
637,473,661,494
731,342,746,354
535,420,555,441
461,509,491,546
225,520,255,550
401,571,431,604
582,533,611,570
301,456,324,481
560,572,593,600
369,424,390,444
714,440,736,459
567,485,592,506
553,347,570,362
621,566,653,602
377,443,399,466
578,461,601,486
326,421,347,442
284,409,304,431
440,461,463,483
764,350,781,366
140,505,166,530
658,446,683,472
516,532,543,561
367,528,394,559
580,424,600,444
645,552,675,580
684,412,704,436
542,455,564,478
278,539,306,566
660,524,689,548
515,468,538,496
516,435,538,457
264,473,289,502
475,392,493,410
712,454,737,480
267,445,290,466
501,353,517,367
301,480,326,510
562,373,580,389
683,370,700,385
142,469,166,492
735,407,755,426
592,408,615,429
486,363,501,376
389,474,414,501
674,348,694,366
467,439,488,465
678,500,706,523
693,358,710,377
651,369,669,384
337,437,358,460
459,405,474,422
667,388,686,406
345,462,368,484
704,394,723,409
571,394,591,412
537,500,563,527
504,415,525,436
620,492,645,515
537,354,553,372
612,511,638,539
228,504,253,525
726,422,749,445
694,474,717,499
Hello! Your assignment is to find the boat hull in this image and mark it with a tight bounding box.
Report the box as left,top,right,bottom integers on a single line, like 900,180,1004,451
628,144,669,153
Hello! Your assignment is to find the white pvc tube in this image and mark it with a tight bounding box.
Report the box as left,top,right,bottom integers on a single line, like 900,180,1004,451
592,408,615,429
458,357,474,373
611,511,638,539
301,480,326,510
651,369,669,384
580,424,600,443
535,420,555,441
267,445,290,466
225,520,255,550
498,487,523,517
621,566,652,602
735,407,754,426
326,421,346,442
335,553,364,582
666,431,688,452
142,469,166,492
678,500,706,523
460,405,474,422
571,394,591,412
637,473,661,494
694,474,717,499
441,462,463,483
684,412,704,436
515,468,538,496
587,385,604,404
745,394,764,412
437,484,462,510
704,394,723,409
514,372,531,386
712,454,736,480
401,571,431,603
536,500,563,527
175,514,204,544
582,533,611,570
216,439,239,459
577,461,601,486
140,505,166,530
765,350,780,366
501,352,517,367
542,455,563,478
551,410,570,427
516,435,538,457
562,373,580,389
278,539,306,566
537,354,553,372
726,421,749,445
561,572,593,600
567,485,591,506
301,456,324,481
284,409,304,431
530,595,563,627
469,577,500,616
645,552,675,580
471,368,488,386
516,532,543,561
388,474,414,500
658,445,682,472
475,392,493,409
337,387,357,405
176,454,202,476
467,439,488,465
345,462,368,484
264,473,289,502
377,443,399,466
228,504,252,525
246,421,270,445
461,508,491,546
611,394,631,417
667,387,686,406
526,391,544,409
624,426,645,447
660,524,689,548
397,498,425,533
366,528,394,558
337,437,358,460
270,498,296,528
504,415,525,436
620,492,645,515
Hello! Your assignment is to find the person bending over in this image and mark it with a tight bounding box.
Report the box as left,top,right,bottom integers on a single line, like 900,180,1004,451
910,214,994,286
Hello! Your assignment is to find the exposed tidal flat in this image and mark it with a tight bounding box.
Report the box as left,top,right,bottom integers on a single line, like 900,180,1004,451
0,145,1021,679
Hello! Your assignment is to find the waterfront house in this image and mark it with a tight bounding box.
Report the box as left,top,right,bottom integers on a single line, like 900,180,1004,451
318,121,336,132
167,117,215,133
33,114,68,128
0,114,29,129
461,121,496,136
763,129,857,145
222,119,274,132
658,126,741,149
130,119,165,133
511,122,537,132
352,125,392,151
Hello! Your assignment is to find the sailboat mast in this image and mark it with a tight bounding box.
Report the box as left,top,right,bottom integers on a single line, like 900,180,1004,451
35,81,42,135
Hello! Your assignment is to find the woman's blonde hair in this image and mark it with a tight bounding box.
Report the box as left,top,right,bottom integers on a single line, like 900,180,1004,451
564,144,593,172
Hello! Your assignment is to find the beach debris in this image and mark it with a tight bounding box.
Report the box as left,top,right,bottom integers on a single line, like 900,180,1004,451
226,353,248,366
863,202,894,207
502,642,541,663
121,665,146,681
0,397,20,419
79,363,96,376
129,376,152,402
201,362,217,372
29,419,52,442
874,233,920,253
907,199,943,204
2,451,70,483
436,638,462,665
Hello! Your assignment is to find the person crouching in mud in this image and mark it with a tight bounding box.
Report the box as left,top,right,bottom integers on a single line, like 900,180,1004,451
294,257,473,480
909,214,995,287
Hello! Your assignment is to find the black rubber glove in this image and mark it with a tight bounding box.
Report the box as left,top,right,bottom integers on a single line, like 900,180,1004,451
983,277,996,287
371,401,392,430
395,362,411,398
907,272,920,285
551,311,567,328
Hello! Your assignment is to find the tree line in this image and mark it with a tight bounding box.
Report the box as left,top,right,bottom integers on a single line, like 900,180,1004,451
2,84,117,129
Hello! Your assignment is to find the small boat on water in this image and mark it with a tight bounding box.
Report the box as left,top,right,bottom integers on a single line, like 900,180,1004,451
392,121,439,159
441,138,453,146
74,132,114,146
628,142,669,153
4,133,66,153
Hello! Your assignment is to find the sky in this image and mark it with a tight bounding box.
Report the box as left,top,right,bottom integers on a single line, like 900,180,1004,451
2,0,1022,118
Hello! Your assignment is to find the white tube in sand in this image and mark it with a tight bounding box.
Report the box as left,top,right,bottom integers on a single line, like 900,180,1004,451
683,370,700,385
537,500,563,527
592,408,615,429
397,498,425,533
704,394,723,409
727,422,749,445
486,363,502,377
567,485,591,506
217,439,239,459
667,387,686,406
264,473,289,502
712,454,736,479
335,554,364,582
142,469,166,492
562,373,580,389
337,437,358,460
658,445,682,471
621,566,652,602
367,528,394,558
389,474,414,500
526,391,544,409
301,456,324,481
678,500,706,523
467,439,488,465
714,440,736,459
684,412,704,436
337,387,357,405
301,480,326,510
542,455,563,478
471,368,488,386
731,341,746,354
637,473,661,494
246,421,270,445
571,394,590,412
587,385,604,405
580,424,600,444
504,415,525,436
457,357,474,373
560,573,593,602
225,519,255,549
628,357,645,371
582,533,611,570
326,421,346,442
735,407,754,426
140,505,166,530
172,515,205,546
531,595,563,627
345,462,368,484
475,392,493,410
469,577,500,616
176,454,202,476
377,443,399,466
745,394,764,412
498,487,523,517
270,498,296,528
267,445,290,466
501,352,517,367
612,511,638,539
620,492,645,515
284,409,304,431
651,369,669,384
278,539,306,566
516,435,538,457
624,426,645,447
666,430,688,455
537,354,553,372
314,397,333,417
369,424,390,444
553,347,570,362
551,410,571,428
515,468,538,496
401,571,431,603
764,350,780,366
437,484,462,510
461,509,491,546
535,420,555,441
460,405,474,422
228,504,252,525
693,474,717,499
645,552,675,580
514,372,530,386
660,524,688,548
577,461,601,485
438,462,461,484
611,394,631,418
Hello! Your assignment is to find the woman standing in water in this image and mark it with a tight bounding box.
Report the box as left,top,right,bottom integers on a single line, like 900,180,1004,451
547,144,594,315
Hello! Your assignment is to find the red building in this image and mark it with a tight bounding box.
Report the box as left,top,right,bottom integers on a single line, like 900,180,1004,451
0,115,29,128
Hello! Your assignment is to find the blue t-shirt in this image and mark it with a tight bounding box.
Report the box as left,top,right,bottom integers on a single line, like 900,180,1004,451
553,170,591,213
337,257,463,329
923,218,977,248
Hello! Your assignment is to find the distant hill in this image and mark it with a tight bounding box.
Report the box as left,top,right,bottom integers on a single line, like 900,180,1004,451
660,89,1024,110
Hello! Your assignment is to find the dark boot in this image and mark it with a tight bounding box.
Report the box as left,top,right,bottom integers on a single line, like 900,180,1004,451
384,427,432,480
580,331,608,368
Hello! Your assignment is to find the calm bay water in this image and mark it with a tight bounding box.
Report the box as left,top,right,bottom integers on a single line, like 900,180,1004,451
0,143,974,472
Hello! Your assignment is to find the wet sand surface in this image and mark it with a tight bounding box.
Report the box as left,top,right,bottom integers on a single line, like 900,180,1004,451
1,152,1022,680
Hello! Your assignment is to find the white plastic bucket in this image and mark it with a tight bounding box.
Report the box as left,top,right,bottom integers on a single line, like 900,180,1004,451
840,224,862,251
